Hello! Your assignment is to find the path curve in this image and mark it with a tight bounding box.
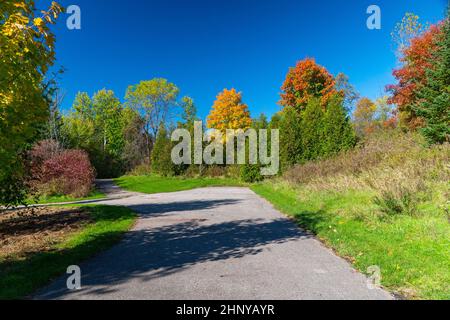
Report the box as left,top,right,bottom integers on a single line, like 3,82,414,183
36,180,392,300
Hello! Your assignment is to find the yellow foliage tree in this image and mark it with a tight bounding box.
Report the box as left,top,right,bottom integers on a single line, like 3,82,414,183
0,1,62,205
207,89,252,133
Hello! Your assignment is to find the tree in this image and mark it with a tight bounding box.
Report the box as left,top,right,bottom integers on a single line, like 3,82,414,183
207,88,252,133
353,98,377,136
335,73,359,112
414,10,450,144
387,21,443,129
391,13,428,57
151,124,175,176
125,78,180,161
180,96,198,128
63,90,126,177
92,89,124,159
299,99,326,162
252,113,269,131
0,1,63,206
279,107,303,168
121,108,149,171
280,58,337,112
322,96,356,155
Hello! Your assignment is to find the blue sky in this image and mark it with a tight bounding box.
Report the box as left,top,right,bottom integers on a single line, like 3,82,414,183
42,0,447,120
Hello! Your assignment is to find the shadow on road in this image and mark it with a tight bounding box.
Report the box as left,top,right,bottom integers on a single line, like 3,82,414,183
127,199,242,217
38,199,311,299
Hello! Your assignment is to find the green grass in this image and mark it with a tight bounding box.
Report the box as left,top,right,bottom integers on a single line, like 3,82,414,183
27,190,106,205
0,205,137,300
115,175,244,194
251,182,450,300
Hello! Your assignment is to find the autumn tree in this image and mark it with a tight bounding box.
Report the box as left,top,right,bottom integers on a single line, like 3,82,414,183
387,18,443,129
279,58,337,112
414,9,450,144
391,13,428,57
0,1,63,206
207,88,252,133
353,98,377,136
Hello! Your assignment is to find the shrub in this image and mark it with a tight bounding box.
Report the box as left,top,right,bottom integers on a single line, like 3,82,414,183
240,164,263,183
39,150,95,198
373,189,418,217
128,163,152,176
202,165,227,178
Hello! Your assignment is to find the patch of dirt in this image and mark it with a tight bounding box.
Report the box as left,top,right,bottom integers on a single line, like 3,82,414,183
0,207,92,262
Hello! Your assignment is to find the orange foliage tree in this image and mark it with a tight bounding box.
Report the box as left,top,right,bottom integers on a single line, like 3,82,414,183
207,89,252,133
387,23,443,129
280,58,338,112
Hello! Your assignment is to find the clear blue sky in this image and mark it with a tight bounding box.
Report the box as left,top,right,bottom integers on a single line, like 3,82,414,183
42,0,447,120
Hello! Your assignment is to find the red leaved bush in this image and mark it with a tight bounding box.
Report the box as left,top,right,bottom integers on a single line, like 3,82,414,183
28,140,95,198
40,150,95,197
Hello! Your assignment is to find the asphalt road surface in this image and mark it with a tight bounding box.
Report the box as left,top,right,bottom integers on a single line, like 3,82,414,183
35,181,392,300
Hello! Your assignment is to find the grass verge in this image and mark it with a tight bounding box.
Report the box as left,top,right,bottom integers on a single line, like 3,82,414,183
0,205,136,300
115,175,244,194
251,182,450,300
28,190,106,205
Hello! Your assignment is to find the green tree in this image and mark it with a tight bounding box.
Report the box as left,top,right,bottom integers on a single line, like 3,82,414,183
121,107,149,171
151,124,175,176
414,10,450,144
180,96,198,128
125,78,180,161
299,99,325,162
322,96,356,155
252,113,269,131
279,107,303,168
63,90,126,177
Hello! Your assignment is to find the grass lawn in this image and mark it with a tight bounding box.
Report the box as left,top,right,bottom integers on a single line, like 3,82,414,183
0,205,136,300
115,175,244,194
251,182,450,300
27,190,106,205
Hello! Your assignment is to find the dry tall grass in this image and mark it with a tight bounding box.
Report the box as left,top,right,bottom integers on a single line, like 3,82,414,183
284,131,450,216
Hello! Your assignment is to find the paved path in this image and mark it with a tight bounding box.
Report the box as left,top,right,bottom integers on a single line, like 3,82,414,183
36,180,392,300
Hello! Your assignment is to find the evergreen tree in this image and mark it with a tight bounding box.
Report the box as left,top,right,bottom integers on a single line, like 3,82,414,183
279,107,303,168
414,10,450,144
299,99,325,162
323,96,356,155
151,124,175,176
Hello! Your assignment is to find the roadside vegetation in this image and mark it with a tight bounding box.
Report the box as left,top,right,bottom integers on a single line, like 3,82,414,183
252,131,450,300
0,205,136,300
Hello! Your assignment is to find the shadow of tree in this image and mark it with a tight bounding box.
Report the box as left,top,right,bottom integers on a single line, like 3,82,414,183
127,199,242,217
36,199,312,299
